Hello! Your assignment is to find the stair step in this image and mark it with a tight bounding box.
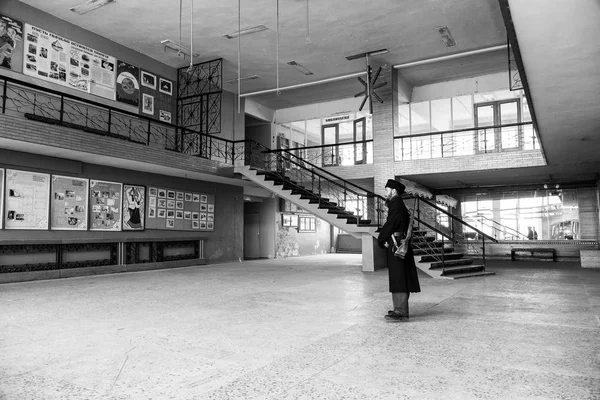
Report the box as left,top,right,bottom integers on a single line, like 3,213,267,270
444,270,496,279
412,236,436,243
309,198,333,206
327,208,352,215
413,247,453,256
419,252,464,262
430,258,474,269
440,264,485,276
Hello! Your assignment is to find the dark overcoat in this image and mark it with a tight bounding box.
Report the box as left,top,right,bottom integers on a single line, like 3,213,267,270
377,195,421,293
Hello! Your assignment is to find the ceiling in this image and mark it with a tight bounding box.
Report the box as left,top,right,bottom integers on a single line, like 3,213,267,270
14,0,600,190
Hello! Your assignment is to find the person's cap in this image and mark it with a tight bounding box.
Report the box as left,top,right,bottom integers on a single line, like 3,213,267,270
385,179,405,193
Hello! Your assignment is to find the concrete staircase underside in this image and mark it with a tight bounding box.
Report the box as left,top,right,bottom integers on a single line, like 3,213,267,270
235,165,377,238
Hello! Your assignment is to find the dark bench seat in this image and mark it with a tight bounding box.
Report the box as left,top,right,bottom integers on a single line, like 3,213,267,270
511,247,557,262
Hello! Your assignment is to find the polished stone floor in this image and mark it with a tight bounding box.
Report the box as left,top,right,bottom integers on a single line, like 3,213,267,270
0,255,599,400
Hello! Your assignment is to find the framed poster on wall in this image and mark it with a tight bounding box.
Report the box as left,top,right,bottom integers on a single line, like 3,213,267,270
122,184,145,231
51,175,89,230
4,169,50,230
89,180,122,231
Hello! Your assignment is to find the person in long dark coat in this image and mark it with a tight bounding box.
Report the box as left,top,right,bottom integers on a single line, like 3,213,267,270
377,179,421,322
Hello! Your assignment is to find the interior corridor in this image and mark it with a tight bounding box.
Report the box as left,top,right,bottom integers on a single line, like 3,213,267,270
1,255,599,399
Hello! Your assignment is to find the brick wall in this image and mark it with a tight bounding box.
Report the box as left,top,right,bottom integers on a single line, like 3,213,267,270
0,113,233,178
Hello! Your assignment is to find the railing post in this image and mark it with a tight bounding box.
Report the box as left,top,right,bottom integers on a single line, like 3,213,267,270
107,109,112,135
59,96,64,124
1,79,6,113
482,236,487,266
147,119,151,145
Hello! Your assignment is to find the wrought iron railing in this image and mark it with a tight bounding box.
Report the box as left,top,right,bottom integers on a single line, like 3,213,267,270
394,122,539,161
282,140,374,167
465,215,529,241
237,140,387,226
1,76,181,151
408,197,497,269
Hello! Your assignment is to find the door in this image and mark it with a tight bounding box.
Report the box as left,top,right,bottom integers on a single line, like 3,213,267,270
244,212,260,259
475,103,495,153
322,124,339,166
354,117,366,164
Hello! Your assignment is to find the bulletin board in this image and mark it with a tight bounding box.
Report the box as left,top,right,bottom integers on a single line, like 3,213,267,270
50,175,89,230
89,179,122,231
146,186,214,231
4,169,50,230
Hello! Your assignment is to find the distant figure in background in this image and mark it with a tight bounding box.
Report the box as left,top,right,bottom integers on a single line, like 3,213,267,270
527,227,534,240
532,227,538,240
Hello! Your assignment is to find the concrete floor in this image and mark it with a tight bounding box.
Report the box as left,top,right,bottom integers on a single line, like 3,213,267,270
0,255,599,400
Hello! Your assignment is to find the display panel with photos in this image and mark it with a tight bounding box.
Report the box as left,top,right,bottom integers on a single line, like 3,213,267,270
146,186,215,231
122,184,145,230
51,175,89,230
89,180,122,231
22,24,116,100
4,169,50,230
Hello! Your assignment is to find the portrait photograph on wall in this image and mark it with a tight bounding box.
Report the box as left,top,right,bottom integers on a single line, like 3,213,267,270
50,175,89,230
142,93,154,115
0,14,24,73
89,179,122,231
4,169,50,230
122,184,145,230
116,60,140,107
159,78,172,95
141,70,156,89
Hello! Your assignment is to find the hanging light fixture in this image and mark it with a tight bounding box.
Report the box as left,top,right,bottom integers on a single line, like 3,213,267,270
237,0,241,113
305,0,311,45
187,0,194,74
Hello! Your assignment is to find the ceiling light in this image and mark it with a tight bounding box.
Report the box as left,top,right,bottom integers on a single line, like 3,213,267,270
435,26,456,47
226,75,261,84
224,25,268,39
70,0,116,15
287,61,313,76
161,39,199,59
345,49,389,61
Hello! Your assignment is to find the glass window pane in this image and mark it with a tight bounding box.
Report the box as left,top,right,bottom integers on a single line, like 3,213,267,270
412,136,431,159
291,121,306,148
338,121,353,143
431,98,451,132
411,101,430,134
306,119,321,146
394,138,403,161
476,105,495,151
452,95,473,130
500,101,519,149
453,130,475,156
398,104,410,135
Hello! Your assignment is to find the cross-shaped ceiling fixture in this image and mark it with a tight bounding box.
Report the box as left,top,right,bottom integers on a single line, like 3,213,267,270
346,49,389,113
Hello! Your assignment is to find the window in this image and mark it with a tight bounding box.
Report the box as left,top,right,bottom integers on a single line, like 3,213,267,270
298,215,316,232
281,214,298,227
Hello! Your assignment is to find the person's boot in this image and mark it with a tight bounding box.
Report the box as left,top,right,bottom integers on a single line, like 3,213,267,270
384,311,408,322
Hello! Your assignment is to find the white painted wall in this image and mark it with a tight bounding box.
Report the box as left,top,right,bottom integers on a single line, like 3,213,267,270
275,97,364,124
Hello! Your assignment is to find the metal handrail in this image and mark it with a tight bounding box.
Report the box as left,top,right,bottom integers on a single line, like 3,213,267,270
393,121,533,139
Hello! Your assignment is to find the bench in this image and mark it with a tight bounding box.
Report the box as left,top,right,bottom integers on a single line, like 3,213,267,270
511,247,556,262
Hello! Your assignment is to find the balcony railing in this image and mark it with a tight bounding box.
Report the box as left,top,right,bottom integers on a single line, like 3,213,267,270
1,76,184,151
394,122,539,161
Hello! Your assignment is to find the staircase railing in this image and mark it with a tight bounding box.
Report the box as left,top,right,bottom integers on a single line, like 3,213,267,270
239,140,497,267
240,140,387,226
465,215,529,241
409,197,498,269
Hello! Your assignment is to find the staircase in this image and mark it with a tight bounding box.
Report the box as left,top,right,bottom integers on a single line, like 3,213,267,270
235,140,497,278
411,229,495,279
